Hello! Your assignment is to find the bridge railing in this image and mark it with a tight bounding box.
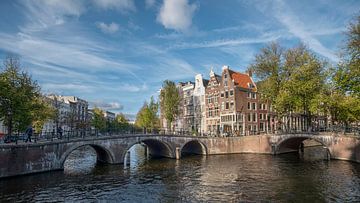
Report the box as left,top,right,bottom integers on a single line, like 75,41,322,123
1,125,359,145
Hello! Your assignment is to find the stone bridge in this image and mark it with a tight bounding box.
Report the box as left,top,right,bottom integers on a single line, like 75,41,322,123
0,133,359,178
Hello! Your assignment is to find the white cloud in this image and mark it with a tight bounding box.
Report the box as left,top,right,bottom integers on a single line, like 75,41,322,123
89,101,124,110
96,22,120,34
92,0,136,12
118,83,149,92
157,0,197,32
145,0,156,8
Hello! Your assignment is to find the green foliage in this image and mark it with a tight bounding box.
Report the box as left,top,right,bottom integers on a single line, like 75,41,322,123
250,43,326,121
91,107,106,131
249,42,283,104
334,15,360,97
159,80,180,130
0,56,54,135
135,97,159,131
111,113,129,130
32,97,56,133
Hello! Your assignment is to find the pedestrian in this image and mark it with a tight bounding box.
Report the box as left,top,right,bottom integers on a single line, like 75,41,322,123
57,126,63,139
25,125,33,143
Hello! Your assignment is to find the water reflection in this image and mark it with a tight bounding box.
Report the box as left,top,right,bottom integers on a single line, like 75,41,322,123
0,145,359,202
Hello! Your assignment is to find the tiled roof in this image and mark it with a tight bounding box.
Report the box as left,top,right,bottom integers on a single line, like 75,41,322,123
229,69,256,91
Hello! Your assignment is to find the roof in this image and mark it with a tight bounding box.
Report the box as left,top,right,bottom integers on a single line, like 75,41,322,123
202,79,209,87
215,74,222,83
229,69,256,91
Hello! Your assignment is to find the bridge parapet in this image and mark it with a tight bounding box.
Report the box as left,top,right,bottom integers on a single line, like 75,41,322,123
0,133,358,178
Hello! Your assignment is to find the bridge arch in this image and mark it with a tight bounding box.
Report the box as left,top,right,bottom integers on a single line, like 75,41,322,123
180,140,208,156
123,138,175,161
59,143,115,168
275,135,331,157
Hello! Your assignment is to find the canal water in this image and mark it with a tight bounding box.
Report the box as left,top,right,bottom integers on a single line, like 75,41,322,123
0,145,360,202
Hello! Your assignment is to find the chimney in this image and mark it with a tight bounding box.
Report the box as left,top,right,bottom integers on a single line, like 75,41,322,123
247,69,253,77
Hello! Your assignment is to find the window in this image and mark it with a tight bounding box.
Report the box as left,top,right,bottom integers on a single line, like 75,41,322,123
252,102,256,110
224,73,228,79
224,80,228,87
221,102,225,110
259,113,263,120
260,123,264,131
226,102,229,110
230,90,234,96
225,91,229,98
247,92,251,98
221,92,224,97
248,102,251,110
252,93,256,99
230,102,234,110
252,113,257,122
248,114,251,122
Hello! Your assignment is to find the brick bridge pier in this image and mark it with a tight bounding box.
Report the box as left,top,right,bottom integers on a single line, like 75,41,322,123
0,133,359,178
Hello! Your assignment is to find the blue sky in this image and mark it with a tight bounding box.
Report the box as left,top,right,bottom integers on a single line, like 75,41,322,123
0,0,358,119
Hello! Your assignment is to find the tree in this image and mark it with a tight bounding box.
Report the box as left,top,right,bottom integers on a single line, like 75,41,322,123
0,56,54,136
250,43,327,130
91,107,106,131
326,15,360,127
334,15,360,97
249,42,284,106
32,97,56,134
114,113,129,130
160,80,180,131
135,97,159,133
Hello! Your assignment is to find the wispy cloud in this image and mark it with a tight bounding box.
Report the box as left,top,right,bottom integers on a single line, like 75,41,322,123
168,32,283,50
96,22,120,34
145,0,156,9
157,0,197,32
42,83,95,94
92,0,136,12
272,0,339,62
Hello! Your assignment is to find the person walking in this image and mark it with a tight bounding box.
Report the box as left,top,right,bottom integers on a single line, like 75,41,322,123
57,126,63,139
25,125,33,143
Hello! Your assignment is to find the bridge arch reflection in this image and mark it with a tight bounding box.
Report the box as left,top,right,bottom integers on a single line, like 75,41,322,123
123,139,175,163
275,136,331,159
60,144,115,168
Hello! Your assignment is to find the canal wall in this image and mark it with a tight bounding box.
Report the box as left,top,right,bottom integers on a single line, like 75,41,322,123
327,136,360,163
204,135,273,155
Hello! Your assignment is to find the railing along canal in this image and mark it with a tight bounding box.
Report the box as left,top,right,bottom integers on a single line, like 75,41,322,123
0,125,358,145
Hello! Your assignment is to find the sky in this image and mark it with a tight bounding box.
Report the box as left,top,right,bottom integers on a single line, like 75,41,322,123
0,0,358,119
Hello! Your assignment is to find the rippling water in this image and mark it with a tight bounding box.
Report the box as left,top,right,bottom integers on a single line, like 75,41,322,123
1,145,359,202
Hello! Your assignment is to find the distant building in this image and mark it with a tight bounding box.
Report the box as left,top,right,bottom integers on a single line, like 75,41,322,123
44,95,89,132
193,74,208,135
104,111,116,122
205,69,222,135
